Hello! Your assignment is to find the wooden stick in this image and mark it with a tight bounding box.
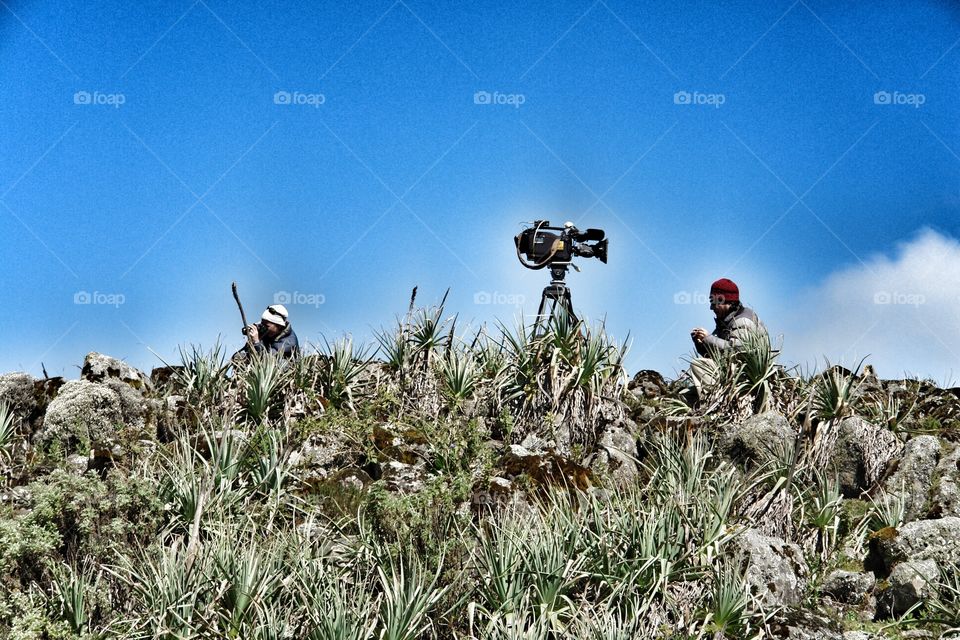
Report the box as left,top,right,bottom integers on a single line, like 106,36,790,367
232,282,252,347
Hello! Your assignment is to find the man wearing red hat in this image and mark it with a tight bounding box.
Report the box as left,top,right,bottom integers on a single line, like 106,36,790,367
691,278,766,356
680,278,768,405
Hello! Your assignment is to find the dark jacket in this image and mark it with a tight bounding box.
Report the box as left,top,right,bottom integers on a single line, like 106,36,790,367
248,323,300,358
696,304,767,357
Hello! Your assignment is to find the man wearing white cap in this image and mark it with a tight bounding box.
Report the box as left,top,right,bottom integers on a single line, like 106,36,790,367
243,304,300,357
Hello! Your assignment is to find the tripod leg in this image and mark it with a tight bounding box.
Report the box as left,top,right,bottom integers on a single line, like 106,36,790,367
535,289,550,335
563,289,578,325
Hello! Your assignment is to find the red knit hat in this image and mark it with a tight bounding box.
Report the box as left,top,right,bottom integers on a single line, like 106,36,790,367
709,278,739,303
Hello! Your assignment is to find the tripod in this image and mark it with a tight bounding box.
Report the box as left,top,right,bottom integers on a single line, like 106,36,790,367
534,264,578,334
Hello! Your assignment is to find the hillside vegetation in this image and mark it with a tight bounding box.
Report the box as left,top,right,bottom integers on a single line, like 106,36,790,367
1,299,959,639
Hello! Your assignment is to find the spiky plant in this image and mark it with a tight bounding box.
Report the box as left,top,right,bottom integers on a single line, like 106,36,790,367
49,561,99,636
736,329,781,413
175,340,232,411
0,401,18,465
438,345,481,411
318,336,373,411
804,471,843,558
814,362,865,421
869,487,906,532
377,555,448,640
244,351,291,423
409,291,451,371
705,555,752,638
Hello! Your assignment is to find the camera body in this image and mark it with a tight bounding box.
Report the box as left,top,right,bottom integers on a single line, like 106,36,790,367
515,220,608,269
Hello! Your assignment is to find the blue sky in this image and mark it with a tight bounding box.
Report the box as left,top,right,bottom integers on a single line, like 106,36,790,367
1,0,958,381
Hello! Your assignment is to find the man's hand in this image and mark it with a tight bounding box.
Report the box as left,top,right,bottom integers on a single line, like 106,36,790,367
245,324,260,343
691,328,708,343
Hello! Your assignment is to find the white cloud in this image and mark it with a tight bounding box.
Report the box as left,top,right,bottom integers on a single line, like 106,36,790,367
778,229,960,383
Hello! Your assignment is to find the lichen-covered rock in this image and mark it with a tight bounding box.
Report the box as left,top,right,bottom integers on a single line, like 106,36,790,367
500,444,592,490
590,425,638,485
65,454,89,475
39,379,146,453
722,411,794,468
821,569,875,605
731,528,809,607
882,435,940,522
929,445,960,518
81,352,152,391
877,558,939,619
873,517,960,573
829,417,902,498
380,460,428,493
370,422,430,464
767,608,843,639
628,370,667,400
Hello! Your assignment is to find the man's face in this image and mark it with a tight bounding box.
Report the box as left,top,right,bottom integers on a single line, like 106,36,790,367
710,296,733,319
261,320,283,340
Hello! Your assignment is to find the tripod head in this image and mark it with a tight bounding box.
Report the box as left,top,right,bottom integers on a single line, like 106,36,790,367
548,263,571,283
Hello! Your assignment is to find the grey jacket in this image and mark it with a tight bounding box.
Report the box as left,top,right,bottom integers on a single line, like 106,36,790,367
248,324,300,357
697,304,767,356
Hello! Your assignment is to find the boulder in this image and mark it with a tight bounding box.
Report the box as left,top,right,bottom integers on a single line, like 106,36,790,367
500,444,592,491
370,423,429,464
39,379,146,453
829,417,901,498
589,424,638,485
519,433,551,454
81,352,151,391
731,528,809,607
150,365,184,389
877,559,938,619
628,370,667,400
721,411,794,468
65,454,89,475
821,569,875,605
767,608,842,639
330,467,372,492
380,460,428,493
882,435,940,522
470,476,517,512
872,517,960,574
929,445,960,518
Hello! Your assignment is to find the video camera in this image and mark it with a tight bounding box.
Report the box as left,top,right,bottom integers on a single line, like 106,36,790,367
515,220,608,271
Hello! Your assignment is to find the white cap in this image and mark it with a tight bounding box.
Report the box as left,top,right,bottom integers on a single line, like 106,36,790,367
261,304,289,326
